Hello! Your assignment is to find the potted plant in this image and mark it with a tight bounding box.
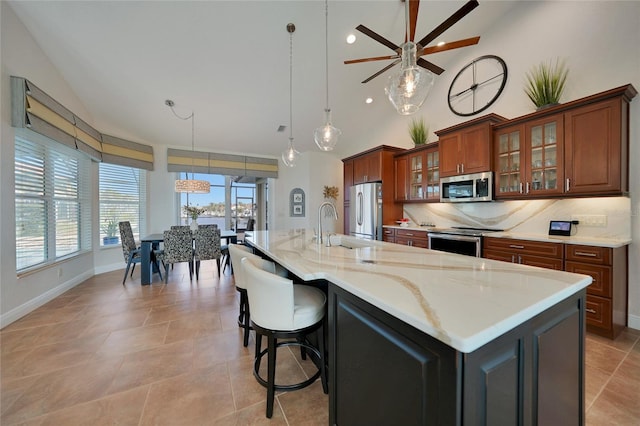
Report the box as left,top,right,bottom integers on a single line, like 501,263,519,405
524,58,569,110
101,217,119,245
409,118,428,146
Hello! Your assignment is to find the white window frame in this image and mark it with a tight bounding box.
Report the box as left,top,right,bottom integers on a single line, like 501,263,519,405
15,129,91,273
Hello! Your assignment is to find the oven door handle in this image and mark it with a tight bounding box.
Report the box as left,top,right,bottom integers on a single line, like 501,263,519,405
428,233,481,243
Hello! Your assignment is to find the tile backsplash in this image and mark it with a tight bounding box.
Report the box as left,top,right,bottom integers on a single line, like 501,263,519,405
403,197,631,239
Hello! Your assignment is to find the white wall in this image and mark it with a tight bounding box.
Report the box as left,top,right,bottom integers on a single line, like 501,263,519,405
1,3,97,325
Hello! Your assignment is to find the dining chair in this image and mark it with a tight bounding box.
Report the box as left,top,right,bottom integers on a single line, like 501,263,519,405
119,221,162,284
241,257,328,418
170,225,191,231
193,227,222,279
155,229,194,283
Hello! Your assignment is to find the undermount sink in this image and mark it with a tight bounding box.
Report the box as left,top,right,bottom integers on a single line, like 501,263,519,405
330,236,372,249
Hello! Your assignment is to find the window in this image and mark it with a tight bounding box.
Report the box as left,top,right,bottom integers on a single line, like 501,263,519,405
15,129,91,272
178,173,256,230
99,163,147,246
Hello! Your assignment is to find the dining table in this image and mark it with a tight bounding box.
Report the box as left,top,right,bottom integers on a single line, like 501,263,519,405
140,229,237,285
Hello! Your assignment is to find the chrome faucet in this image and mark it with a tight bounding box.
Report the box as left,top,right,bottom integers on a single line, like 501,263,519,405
317,201,338,245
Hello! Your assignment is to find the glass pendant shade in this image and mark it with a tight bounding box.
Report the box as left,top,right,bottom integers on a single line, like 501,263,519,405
385,42,435,115
314,109,341,151
282,138,300,167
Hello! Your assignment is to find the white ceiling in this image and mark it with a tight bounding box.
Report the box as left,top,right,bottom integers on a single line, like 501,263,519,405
8,0,518,159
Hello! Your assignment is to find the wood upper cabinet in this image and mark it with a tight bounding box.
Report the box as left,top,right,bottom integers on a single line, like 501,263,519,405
353,151,383,184
564,97,627,195
343,146,404,232
493,84,636,199
394,154,408,202
494,114,564,198
394,143,440,202
437,114,506,178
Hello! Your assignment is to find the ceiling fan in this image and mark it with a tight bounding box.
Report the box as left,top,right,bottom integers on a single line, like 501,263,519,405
345,0,481,83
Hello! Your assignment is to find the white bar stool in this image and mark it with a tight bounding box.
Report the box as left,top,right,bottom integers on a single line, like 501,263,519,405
241,257,328,418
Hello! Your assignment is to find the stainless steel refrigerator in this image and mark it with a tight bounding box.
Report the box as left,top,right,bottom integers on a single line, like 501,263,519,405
349,182,383,240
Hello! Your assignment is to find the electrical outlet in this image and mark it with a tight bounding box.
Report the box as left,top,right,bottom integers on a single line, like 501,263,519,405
58,268,63,278
571,214,607,227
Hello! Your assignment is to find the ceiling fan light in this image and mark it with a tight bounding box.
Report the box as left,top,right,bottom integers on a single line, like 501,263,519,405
314,109,341,151
282,138,300,167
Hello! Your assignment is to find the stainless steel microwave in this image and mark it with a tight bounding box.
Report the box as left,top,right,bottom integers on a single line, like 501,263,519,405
440,172,493,203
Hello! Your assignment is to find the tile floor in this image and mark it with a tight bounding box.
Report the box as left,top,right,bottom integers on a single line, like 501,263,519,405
1,262,639,425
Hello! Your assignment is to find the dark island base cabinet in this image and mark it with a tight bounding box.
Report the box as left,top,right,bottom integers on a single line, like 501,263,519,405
328,284,585,426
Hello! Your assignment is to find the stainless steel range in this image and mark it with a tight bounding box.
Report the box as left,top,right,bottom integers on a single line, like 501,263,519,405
428,227,502,257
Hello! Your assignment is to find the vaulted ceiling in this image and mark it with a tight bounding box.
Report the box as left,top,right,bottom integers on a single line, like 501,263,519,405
8,1,518,159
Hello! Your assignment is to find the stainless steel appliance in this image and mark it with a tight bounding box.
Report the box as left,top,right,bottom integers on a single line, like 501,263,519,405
428,227,502,257
440,172,493,203
349,182,383,240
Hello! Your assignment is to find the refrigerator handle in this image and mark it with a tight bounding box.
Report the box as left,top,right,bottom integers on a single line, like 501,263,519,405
357,192,364,226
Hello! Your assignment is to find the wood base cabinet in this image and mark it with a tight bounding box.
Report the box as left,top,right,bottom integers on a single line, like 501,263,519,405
565,244,628,339
329,283,586,426
483,237,564,270
484,237,628,339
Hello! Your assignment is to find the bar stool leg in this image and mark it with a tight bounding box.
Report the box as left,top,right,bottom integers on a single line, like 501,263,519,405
266,334,277,418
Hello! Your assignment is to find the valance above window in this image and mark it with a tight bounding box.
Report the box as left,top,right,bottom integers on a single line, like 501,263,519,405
167,148,278,180
11,76,154,170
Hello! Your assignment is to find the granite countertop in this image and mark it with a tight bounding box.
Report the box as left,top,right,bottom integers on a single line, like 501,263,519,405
246,229,591,353
383,224,630,248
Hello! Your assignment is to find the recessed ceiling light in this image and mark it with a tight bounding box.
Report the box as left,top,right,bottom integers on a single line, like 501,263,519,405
365,97,373,104
346,34,356,44
437,41,446,47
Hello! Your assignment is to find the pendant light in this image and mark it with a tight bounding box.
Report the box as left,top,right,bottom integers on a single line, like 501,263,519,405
282,23,301,167
313,0,341,151
167,99,210,193
385,1,435,115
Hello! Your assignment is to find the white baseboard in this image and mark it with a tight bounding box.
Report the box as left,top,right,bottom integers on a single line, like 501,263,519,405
94,262,125,275
0,270,93,328
628,313,640,331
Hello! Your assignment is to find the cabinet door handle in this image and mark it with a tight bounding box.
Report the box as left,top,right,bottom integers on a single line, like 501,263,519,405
585,308,597,314
518,255,522,264
575,251,597,257
511,255,515,263
456,164,460,174
519,182,523,194
461,163,464,174
566,178,571,192
405,232,414,236
509,244,525,249
526,182,530,194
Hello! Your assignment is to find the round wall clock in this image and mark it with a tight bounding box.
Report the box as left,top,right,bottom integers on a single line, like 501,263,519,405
447,55,508,117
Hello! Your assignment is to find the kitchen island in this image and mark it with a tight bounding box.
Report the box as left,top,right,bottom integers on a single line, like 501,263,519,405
245,229,592,425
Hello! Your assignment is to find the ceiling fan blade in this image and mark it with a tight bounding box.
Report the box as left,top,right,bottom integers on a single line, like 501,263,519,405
406,0,420,43
345,54,401,65
356,24,400,53
416,0,479,48
361,59,402,83
417,58,445,75
418,36,480,56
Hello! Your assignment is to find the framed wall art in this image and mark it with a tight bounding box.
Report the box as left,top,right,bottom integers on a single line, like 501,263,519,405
289,188,305,217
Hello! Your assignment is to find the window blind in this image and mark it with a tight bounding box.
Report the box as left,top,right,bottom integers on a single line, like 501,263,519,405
99,163,147,245
15,129,91,272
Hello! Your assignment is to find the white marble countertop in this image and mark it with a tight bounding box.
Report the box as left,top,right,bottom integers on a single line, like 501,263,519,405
383,225,630,248
246,230,591,353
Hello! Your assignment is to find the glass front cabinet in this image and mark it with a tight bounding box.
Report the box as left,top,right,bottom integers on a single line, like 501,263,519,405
494,114,564,198
406,144,439,201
